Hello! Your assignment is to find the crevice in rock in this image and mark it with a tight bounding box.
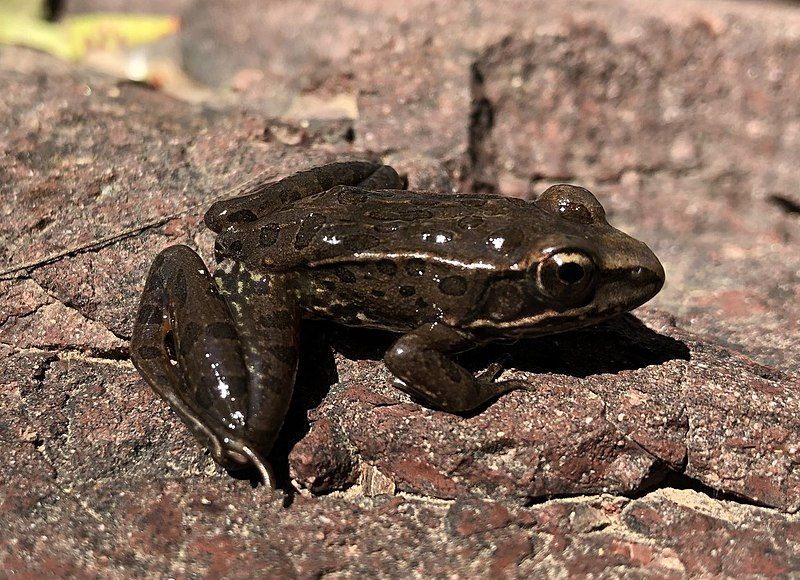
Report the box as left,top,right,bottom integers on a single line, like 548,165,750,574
465,61,498,194
0,298,49,329
630,471,779,511
27,275,129,344
0,210,201,280
27,352,61,482
768,193,800,215
32,351,59,384
265,322,342,496
519,473,783,514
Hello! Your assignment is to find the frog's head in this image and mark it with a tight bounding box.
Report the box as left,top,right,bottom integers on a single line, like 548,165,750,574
474,184,664,335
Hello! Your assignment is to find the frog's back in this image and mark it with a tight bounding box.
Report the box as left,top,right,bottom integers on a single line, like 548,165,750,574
261,187,542,270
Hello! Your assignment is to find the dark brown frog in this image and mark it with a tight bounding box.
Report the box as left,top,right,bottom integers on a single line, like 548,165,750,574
131,161,664,484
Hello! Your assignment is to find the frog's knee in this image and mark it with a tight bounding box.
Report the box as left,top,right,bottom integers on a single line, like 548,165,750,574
157,244,199,263
384,340,407,372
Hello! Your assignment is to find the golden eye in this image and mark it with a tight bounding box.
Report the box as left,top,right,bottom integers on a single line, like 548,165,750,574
536,250,597,307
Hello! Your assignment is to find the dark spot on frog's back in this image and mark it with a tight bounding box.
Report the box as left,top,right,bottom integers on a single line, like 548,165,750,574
341,233,380,252
294,214,326,249
227,209,258,223
216,236,244,258
399,285,416,297
259,223,280,247
439,275,468,296
206,321,238,340
377,260,398,276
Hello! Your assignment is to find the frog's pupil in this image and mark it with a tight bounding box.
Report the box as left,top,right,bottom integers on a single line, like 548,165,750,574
557,262,584,284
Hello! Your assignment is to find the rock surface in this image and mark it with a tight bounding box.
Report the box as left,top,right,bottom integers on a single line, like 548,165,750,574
2,0,800,576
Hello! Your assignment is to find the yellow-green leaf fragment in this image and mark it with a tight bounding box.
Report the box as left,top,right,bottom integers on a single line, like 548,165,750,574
64,13,180,58
0,10,179,61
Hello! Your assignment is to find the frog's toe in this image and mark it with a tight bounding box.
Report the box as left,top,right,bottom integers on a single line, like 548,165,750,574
231,446,276,487
214,441,276,487
476,354,512,382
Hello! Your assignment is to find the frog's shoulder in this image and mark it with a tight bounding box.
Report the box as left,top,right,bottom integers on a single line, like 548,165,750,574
262,187,544,270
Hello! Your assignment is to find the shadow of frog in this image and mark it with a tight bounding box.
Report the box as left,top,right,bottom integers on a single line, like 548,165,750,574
260,314,689,490
485,313,690,378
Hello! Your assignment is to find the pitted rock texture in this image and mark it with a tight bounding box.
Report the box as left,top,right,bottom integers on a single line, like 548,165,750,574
3,0,800,576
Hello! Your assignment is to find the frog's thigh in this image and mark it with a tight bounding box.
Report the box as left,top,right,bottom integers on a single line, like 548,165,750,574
213,263,300,450
384,322,517,413
205,161,404,232
131,246,298,482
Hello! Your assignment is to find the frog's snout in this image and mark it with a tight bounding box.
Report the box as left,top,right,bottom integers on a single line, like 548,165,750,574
594,237,665,316
618,242,665,307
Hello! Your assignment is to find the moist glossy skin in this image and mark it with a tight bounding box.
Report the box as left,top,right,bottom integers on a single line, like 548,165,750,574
130,161,665,484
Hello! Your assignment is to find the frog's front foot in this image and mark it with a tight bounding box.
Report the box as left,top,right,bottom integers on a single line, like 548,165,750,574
385,322,523,413
130,245,300,485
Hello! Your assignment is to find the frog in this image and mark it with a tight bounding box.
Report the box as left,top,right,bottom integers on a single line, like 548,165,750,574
130,160,665,485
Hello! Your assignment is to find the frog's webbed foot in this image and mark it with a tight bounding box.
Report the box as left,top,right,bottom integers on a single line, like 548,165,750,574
130,245,299,486
384,323,522,413
205,160,405,232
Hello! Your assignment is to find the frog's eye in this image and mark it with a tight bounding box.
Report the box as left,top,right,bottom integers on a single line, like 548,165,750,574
535,184,606,224
536,250,597,306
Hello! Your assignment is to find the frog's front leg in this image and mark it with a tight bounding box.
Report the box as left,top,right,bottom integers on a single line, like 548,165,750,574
130,245,299,485
384,322,519,413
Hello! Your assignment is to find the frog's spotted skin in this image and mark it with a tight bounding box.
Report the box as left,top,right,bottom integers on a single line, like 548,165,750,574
131,161,665,482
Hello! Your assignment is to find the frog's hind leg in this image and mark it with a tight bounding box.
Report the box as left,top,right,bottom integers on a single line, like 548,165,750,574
205,161,404,232
130,245,299,485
